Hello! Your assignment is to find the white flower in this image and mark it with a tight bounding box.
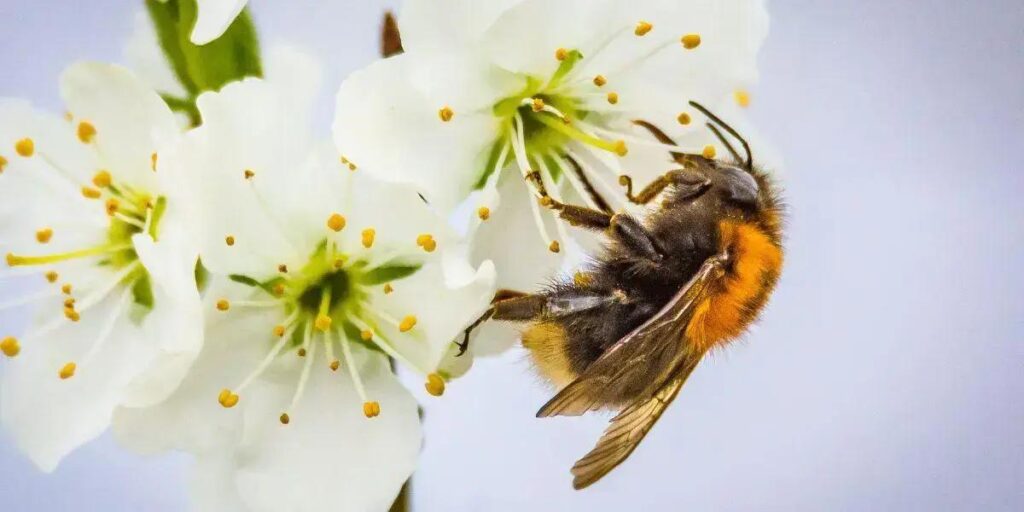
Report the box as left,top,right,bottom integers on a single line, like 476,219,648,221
334,0,769,325
191,0,249,45
113,61,496,511
0,62,202,471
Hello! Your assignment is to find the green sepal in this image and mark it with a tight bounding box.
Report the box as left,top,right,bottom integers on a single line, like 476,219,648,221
360,263,423,285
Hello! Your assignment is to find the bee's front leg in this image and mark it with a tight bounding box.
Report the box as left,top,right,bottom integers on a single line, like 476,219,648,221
457,291,548,356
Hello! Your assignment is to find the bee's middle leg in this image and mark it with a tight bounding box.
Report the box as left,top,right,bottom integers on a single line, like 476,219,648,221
547,201,665,262
457,291,548,356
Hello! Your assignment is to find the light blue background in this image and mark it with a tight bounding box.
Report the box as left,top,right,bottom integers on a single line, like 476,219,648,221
1,0,1021,510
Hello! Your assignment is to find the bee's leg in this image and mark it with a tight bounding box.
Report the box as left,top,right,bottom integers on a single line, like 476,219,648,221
547,201,666,262
631,119,703,167
563,154,614,214
457,292,548,356
618,169,711,205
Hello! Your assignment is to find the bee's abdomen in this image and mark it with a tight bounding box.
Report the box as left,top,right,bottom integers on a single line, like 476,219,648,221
522,322,577,389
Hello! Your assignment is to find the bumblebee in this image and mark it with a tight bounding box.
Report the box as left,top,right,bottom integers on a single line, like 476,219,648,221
459,102,785,489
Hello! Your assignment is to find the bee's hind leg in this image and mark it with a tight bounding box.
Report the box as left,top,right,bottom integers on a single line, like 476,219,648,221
457,290,548,356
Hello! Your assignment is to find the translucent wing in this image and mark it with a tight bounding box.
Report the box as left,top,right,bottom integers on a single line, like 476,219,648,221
536,254,725,419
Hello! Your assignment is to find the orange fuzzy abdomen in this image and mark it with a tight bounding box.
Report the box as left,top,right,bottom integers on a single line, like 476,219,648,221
685,220,783,352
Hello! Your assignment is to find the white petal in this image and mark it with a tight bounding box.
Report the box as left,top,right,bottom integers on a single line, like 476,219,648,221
191,0,249,45
189,455,248,512
398,0,523,53
123,10,189,97
59,62,180,190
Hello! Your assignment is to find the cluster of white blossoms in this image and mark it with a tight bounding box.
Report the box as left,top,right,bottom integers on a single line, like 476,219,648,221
0,0,767,510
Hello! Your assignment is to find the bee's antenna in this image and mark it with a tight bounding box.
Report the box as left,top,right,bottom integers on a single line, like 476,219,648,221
688,101,753,171
705,123,743,165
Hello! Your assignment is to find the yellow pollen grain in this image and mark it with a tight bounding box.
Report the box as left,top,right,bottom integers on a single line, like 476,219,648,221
681,33,702,49
361,228,376,248
438,106,454,122
606,92,619,105
59,362,76,380
1,337,20,357
150,152,158,172
360,329,373,341
383,283,394,294
327,213,347,232
635,21,653,36
315,314,333,331
735,89,751,107
273,325,286,337
297,348,307,357
363,401,381,418
61,283,73,295
81,186,101,199
273,283,286,296
64,308,80,322
614,140,629,157
555,48,569,61
218,389,239,408
425,373,446,397
549,240,561,253
399,315,417,333
278,264,288,273
63,298,75,309
45,271,59,283
279,413,290,425
225,235,235,246
35,228,53,244
77,121,97,144
348,162,357,171
329,360,341,372
0,155,7,173
477,206,491,221
243,169,255,180
593,75,608,88
15,138,34,158
105,198,120,216
92,170,112,188
216,299,230,311
573,271,592,286
531,97,545,112
416,234,436,253
677,112,692,125
702,144,717,159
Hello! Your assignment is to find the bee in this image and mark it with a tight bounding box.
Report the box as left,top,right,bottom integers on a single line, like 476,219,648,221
457,102,785,489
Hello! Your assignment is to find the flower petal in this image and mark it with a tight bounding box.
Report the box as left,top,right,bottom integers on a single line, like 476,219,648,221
191,0,249,45
397,0,523,53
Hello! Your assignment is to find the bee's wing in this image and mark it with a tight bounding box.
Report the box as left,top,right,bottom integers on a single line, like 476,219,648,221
570,356,702,490
536,254,725,418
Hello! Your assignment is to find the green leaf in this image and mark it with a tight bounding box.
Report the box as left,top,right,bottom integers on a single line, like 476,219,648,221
146,0,262,123
361,263,423,285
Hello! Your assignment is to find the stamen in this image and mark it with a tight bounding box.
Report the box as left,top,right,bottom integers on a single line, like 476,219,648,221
150,153,158,172
77,122,97,143
438,106,454,122
327,213,346,232
735,89,751,107
325,329,340,372
360,329,373,341
6,243,132,267
81,186,102,199
35,228,53,244
383,283,394,294
218,389,240,408
58,361,76,380
279,413,290,425
216,299,230,311
399,315,417,333
235,316,298,396
283,324,317,423
15,138,34,158
361,228,376,248
677,112,692,125
105,198,120,216
339,328,375,418
555,48,569,61
531,97,545,112
273,324,286,337
535,157,573,252
634,21,653,36
225,236,235,246
606,92,619,105
0,155,7,173
315,287,333,332
278,264,288,273
45,271,59,283
61,283,73,295
593,75,607,87
415,234,437,253
363,401,381,418
533,112,628,156
681,33,702,50
477,207,491,220
1,336,20,357
92,170,112,188
244,169,255,180
425,373,446,396
702,144,717,159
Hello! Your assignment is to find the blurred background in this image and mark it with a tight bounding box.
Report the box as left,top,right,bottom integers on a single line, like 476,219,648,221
1,0,1021,510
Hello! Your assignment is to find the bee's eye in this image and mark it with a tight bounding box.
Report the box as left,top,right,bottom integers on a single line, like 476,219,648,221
719,166,759,206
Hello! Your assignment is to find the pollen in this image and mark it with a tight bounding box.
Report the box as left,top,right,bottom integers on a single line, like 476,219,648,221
329,360,341,372
531,98,545,112
614,140,629,157
361,228,376,248
15,138,34,157
225,235,235,246
593,75,607,87
677,112,692,125
216,299,230,311
549,241,561,253
425,373,446,396
35,228,53,244
150,152,158,172
1,337,20,357
92,170,112,188
64,308,80,322
681,33,702,49
573,271,592,286
105,198,120,216
64,298,75,309
218,389,240,408
702,144,717,159
735,89,751,107
606,92,619,105
273,324,286,337
438,106,454,122
315,314,333,331
77,121,97,143
399,315,417,333
279,413,290,425
297,348,307,357
278,264,288,273
327,213,346,232
45,271,59,283
363,401,381,418
416,234,437,252
61,283,73,295
634,21,653,36
360,329,373,341
81,186,102,199
477,206,491,220
383,283,394,294
555,48,569,61
58,362,76,380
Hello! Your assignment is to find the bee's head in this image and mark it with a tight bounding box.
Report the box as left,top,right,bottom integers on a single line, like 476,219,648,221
667,160,763,213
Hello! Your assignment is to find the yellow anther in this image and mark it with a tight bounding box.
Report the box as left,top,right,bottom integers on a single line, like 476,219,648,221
549,241,561,253
35,228,53,244
361,228,376,248
416,234,436,252
218,389,239,408
273,325,286,337
1,337,20,357
150,152,158,172
0,155,7,173
273,283,286,296
677,112,692,125
244,169,255,180
614,140,629,157
225,235,235,246
327,213,346,232
216,299,230,311
81,186,102,199
315,314,333,331
105,198,119,216
681,33,702,49
15,138,34,157
438,106,454,122
64,298,76,309
399,315,417,333
77,121,97,143
702,145,717,159
92,170,112,188
531,97,545,112
555,48,569,61
45,271,59,283
329,360,341,372
278,264,288,273
593,75,607,87
341,156,350,165
360,329,373,341
348,162,357,171
383,283,394,294
297,348,307,357
606,92,619,105
59,362,77,379
61,283,72,295
333,257,346,269
635,21,653,36
425,373,446,397
477,206,491,221
279,413,290,425
363,401,381,418
64,308,80,322
735,89,751,107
